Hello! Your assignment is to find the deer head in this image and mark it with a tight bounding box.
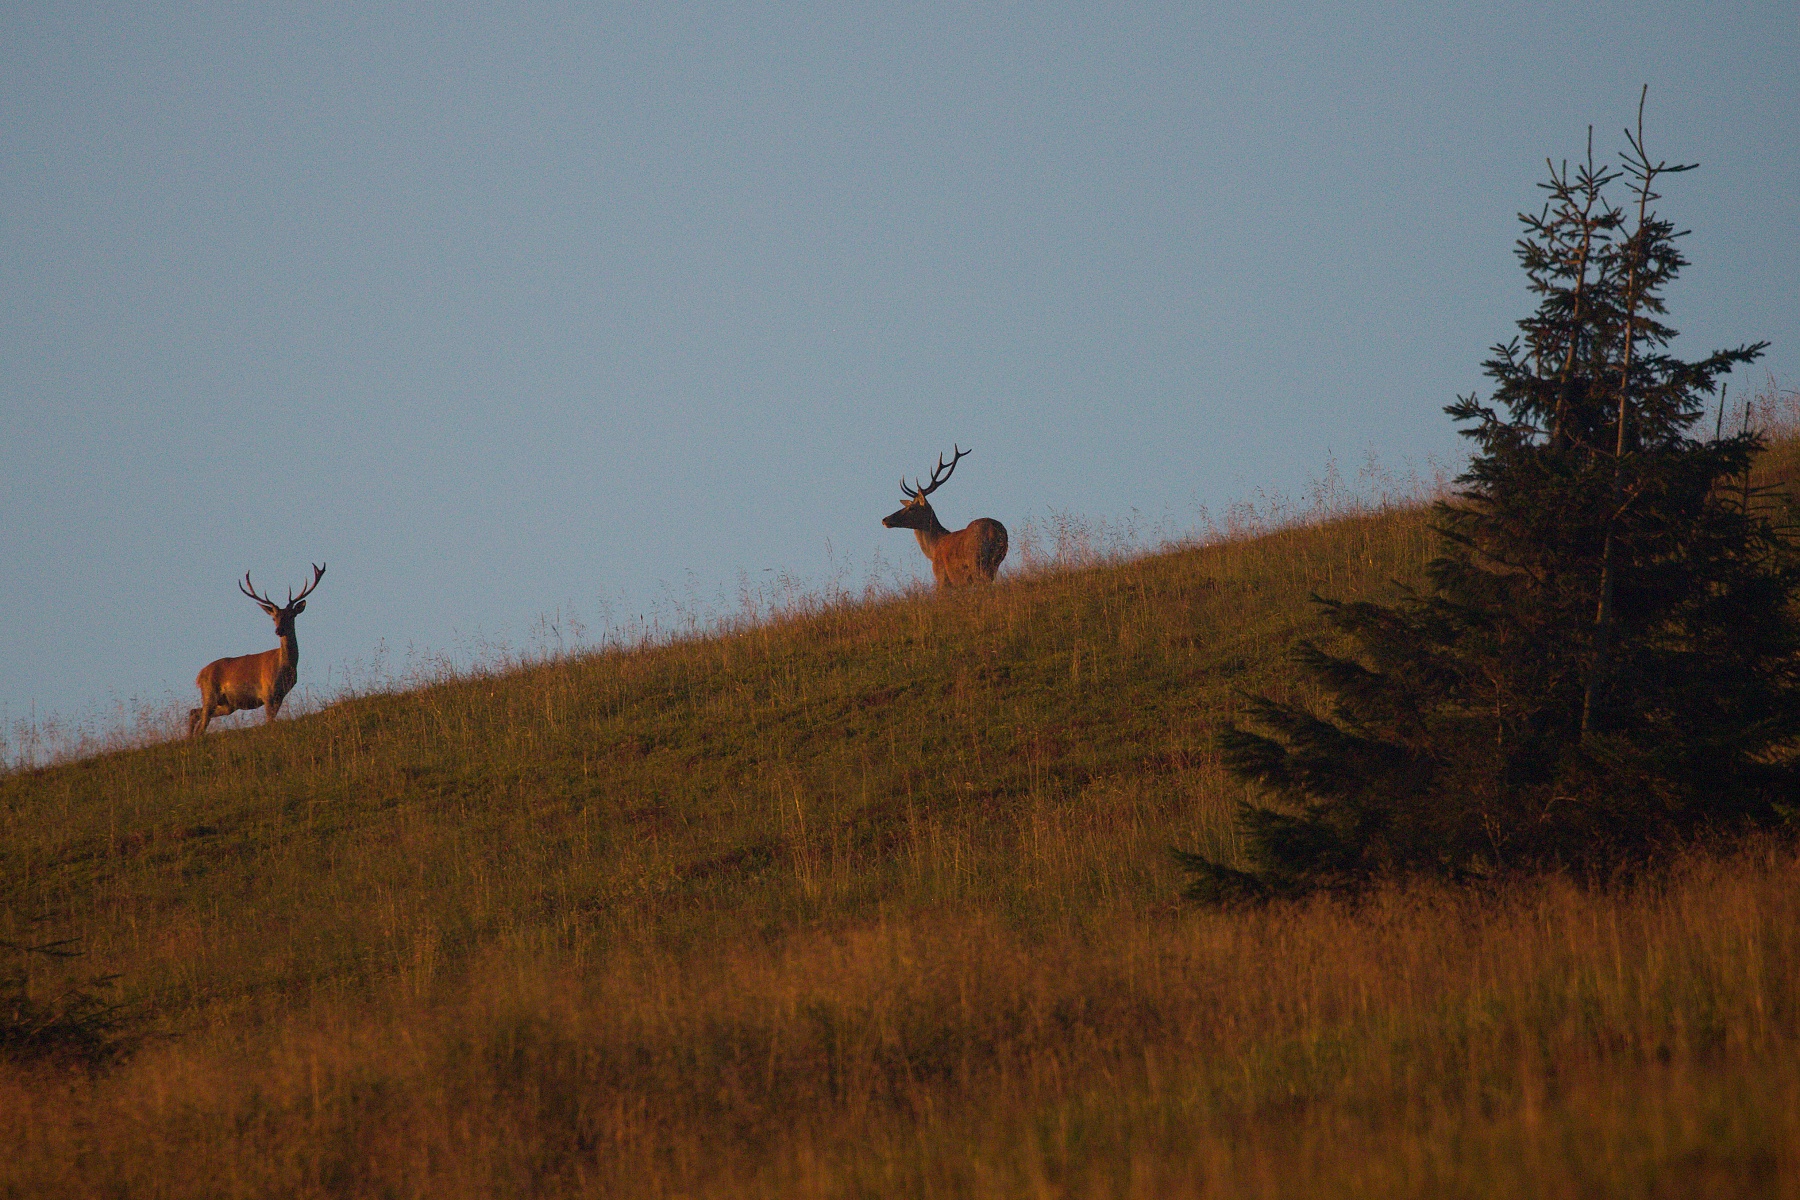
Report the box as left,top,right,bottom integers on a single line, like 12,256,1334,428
239,563,326,640
883,446,971,532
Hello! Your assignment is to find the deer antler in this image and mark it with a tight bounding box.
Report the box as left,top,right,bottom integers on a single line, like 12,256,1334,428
289,562,326,606
239,563,326,609
240,573,278,608
902,445,971,499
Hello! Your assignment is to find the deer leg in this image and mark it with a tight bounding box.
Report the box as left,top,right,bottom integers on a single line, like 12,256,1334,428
264,696,282,723
192,690,220,738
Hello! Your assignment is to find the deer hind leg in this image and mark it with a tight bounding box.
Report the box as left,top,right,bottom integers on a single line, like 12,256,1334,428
979,522,1009,580
190,677,237,738
191,690,222,738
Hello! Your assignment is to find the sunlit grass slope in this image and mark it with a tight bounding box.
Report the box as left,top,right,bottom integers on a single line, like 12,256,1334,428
3,467,1797,1197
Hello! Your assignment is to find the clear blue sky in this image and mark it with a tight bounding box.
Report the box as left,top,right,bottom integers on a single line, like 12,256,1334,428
4,2,1797,737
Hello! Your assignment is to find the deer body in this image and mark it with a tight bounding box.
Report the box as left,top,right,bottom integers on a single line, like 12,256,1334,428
883,447,1008,586
189,564,325,737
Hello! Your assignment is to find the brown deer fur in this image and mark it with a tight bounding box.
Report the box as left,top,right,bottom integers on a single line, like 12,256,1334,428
883,447,1007,586
189,564,325,737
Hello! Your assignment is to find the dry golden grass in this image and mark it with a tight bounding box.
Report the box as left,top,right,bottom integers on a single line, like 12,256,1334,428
2,442,1796,1196
3,846,1796,1198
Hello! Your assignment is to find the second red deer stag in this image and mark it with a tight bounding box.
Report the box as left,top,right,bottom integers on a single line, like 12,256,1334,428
188,563,326,738
883,446,1008,586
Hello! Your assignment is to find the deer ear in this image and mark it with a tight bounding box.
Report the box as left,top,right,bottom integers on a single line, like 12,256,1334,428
293,599,307,614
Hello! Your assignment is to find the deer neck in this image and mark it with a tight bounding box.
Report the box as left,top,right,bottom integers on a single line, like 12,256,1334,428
276,626,299,672
913,505,951,555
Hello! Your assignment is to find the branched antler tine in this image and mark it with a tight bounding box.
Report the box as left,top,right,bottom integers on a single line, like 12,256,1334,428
291,562,326,605
901,475,917,498
239,572,276,607
918,445,971,496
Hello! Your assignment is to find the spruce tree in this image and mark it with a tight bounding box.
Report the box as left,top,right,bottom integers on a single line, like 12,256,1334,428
1181,98,1799,902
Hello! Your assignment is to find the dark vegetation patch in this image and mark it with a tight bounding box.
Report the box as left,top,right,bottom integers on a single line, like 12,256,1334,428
1,932,134,1070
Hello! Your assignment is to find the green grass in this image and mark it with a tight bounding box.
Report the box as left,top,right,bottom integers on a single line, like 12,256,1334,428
5,502,1429,998
1,461,1796,1197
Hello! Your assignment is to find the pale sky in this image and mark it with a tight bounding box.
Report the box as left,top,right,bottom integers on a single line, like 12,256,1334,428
4,2,1797,745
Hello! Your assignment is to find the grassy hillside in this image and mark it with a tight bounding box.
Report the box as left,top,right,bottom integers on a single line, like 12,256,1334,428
3,461,1798,1197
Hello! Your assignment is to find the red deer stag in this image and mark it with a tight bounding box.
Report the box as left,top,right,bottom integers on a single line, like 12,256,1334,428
883,446,1008,586
188,563,326,737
